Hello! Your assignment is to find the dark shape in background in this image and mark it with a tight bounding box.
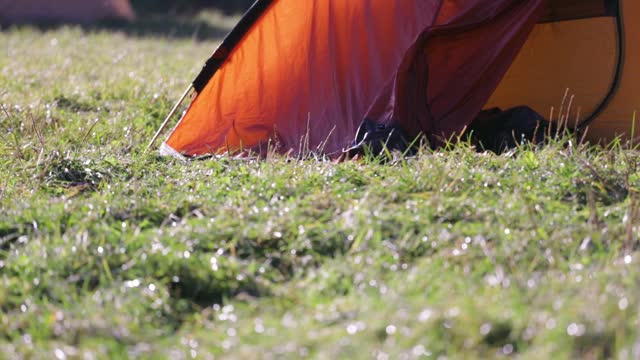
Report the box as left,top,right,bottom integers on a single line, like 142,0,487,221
112,0,256,40
0,0,254,40
132,0,254,15
0,0,136,24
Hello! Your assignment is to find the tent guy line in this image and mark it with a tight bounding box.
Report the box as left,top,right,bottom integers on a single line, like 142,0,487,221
145,0,276,153
146,85,193,153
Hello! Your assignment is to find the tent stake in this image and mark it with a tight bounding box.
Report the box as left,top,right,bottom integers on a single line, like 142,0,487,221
145,85,193,153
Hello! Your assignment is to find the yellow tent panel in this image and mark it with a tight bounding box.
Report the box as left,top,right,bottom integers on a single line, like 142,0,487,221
487,0,639,143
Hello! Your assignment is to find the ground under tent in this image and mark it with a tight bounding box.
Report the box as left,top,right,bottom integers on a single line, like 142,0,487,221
155,0,639,159
0,0,135,24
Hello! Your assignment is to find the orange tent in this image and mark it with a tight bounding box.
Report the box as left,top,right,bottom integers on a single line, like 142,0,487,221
0,0,135,24
156,0,638,159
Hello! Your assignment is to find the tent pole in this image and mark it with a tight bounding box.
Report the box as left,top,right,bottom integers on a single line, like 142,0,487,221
145,85,193,153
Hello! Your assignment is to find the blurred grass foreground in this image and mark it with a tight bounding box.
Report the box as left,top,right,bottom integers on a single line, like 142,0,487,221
0,1,640,359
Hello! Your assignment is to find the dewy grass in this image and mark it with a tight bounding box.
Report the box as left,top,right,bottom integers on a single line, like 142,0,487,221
1,16,640,360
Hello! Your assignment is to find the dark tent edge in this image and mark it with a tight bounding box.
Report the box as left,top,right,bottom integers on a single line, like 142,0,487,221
192,0,273,92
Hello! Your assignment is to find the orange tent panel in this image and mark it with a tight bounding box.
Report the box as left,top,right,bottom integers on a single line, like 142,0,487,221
164,0,545,157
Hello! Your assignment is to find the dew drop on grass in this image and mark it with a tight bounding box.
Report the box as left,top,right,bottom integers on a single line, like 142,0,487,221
418,309,433,322
54,348,66,360
480,323,492,335
222,340,232,351
569,263,584,271
385,325,397,335
125,279,140,288
447,307,461,318
619,297,629,310
567,323,586,337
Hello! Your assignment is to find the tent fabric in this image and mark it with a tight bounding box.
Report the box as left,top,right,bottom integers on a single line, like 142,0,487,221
164,0,546,158
485,17,618,128
0,0,135,24
488,0,638,142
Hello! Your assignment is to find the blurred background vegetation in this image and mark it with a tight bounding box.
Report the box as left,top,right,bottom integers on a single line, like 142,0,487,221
131,0,255,14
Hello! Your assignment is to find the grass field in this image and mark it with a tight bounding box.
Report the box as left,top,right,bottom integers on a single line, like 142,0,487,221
1,13,640,360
